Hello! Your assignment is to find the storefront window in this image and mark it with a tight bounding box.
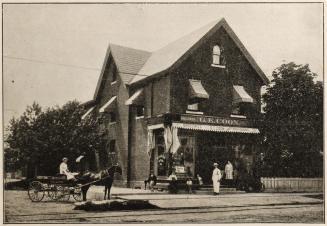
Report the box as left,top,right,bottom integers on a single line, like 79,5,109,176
172,137,195,176
154,131,167,176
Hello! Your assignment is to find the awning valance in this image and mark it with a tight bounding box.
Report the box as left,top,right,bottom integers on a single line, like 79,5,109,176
189,79,209,103
147,124,164,130
172,122,259,134
99,96,117,113
81,106,95,120
233,85,253,104
125,89,144,106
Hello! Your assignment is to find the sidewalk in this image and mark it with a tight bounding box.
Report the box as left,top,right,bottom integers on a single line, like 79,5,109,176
87,186,161,200
87,186,323,209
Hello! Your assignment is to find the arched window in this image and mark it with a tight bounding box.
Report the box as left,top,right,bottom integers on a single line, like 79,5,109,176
212,45,221,65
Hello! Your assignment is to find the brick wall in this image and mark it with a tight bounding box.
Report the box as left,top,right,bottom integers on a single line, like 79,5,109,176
94,58,130,186
129,107,151,187
170,27,263,118
152,76,170,116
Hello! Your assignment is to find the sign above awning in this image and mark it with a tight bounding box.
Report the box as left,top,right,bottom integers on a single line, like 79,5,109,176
99,96,117,113
125,89,144,106
233,85,253,104
189,79,209,103
172,122,259,134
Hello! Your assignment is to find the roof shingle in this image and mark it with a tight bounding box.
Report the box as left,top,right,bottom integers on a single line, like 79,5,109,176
109,44,151,84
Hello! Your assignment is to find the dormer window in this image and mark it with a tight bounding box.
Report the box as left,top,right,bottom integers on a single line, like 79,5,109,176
211,45,226,68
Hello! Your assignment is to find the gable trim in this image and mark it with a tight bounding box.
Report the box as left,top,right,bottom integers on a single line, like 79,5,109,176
93,45,112,100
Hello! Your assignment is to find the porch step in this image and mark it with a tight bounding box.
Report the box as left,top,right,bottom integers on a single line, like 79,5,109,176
153,183,244,194
194,188,245,195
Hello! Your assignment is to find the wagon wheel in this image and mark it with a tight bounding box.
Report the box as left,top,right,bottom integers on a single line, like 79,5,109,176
72,186,83,202
56,185,70,202
28,181,45,202
47,185,60,201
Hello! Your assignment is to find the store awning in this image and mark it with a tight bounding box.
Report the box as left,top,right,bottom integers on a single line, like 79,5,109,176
99,96,117,113
125,89,144,106
172,122,259,134
189,79,209,103
233,85,253,104
81,106,95,120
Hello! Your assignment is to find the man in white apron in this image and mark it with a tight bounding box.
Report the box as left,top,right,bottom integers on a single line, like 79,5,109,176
212,162,222,195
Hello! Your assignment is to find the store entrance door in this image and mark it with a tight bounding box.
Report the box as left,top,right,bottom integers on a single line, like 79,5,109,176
196,132,234,184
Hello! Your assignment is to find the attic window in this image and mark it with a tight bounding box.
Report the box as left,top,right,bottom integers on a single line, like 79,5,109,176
212,45,226,68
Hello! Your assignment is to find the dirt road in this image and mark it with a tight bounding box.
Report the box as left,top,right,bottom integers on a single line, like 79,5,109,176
4,190,324,223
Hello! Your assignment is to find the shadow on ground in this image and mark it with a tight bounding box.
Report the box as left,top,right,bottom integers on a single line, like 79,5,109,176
74,199,160,211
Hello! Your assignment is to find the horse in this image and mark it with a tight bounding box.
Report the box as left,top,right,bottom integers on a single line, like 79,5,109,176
77,165,122,201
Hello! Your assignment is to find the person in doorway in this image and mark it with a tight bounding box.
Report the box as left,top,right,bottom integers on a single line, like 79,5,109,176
59,157,78,181
197,174,203,186
225,161,234,187
212,162,222,195
168,170,178,193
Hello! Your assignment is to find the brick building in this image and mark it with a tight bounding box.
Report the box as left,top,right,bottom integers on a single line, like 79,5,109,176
83,18,270,187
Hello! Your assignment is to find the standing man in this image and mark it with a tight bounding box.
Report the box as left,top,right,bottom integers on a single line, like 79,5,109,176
225,161,234,187
212,162,222,195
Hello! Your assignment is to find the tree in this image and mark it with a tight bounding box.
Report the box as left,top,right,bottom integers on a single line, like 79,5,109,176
261,62,323,177
5,101,107,178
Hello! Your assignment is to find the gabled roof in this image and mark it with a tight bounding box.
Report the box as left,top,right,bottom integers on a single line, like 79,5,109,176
110,44,152,83
131,19,220,84
94,18,269,100
130,18,269,85
93,44,151,99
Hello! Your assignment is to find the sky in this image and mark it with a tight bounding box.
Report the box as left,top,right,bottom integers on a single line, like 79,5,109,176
3,3,323,128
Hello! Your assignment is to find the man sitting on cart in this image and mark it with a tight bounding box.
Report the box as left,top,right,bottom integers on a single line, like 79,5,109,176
59,157,78,181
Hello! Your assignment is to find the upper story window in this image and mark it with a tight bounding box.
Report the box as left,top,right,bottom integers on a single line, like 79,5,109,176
213,45,221,65
109,112,116,123
136,106,145,117
187,80,209,115
212,45,226,68
231,85,254,118
187,103,199,111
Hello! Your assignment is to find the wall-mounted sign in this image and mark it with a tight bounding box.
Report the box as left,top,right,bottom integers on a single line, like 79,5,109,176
175,166,185,173
180,114,250,127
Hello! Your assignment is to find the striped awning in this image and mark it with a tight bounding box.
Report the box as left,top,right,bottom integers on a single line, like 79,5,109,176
233,85,253,104
172,122,259,134
81,106,95,120
189,79,209,103
99,96,117,113
125,89,144,106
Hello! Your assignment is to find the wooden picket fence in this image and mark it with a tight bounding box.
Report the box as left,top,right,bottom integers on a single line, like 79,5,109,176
260,177,323,192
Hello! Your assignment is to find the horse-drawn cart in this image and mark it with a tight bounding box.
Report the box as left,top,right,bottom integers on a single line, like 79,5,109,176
27,175,83,202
